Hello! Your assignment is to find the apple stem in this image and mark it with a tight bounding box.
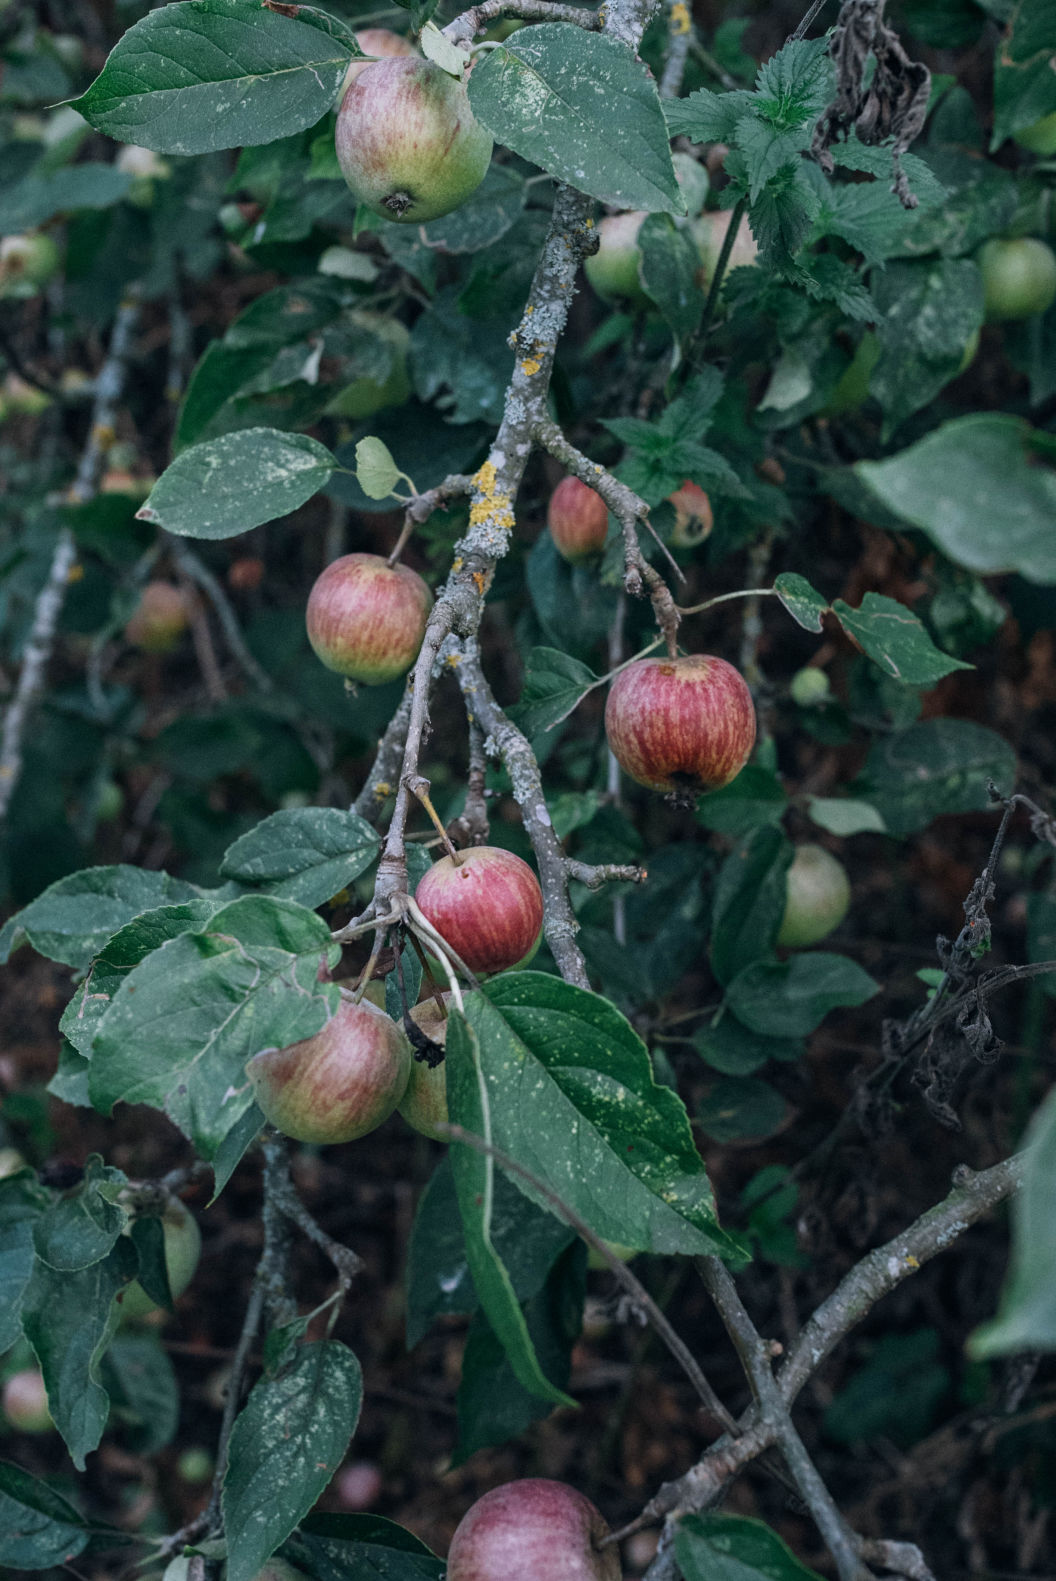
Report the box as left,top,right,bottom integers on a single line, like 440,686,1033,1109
406,774,461,862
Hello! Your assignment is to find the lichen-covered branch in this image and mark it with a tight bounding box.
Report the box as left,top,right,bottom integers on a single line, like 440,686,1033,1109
445,0,601,46
658,0,693,99
0,292,141,822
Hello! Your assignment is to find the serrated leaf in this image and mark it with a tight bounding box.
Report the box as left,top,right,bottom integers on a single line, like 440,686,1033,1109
832,593,973,687
665,87,755,144
222,1341,363,1581
71,0,351,156
138,429,336,539
467,25,682,213
32,1156,127,1272
0,1172,51,1354
774,572,828,632
220,808,380,907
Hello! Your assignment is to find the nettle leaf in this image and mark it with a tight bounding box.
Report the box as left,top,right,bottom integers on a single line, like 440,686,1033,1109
753,35,833,124
991,0,1056,149
736,116,810,202
32,1156,127,1273
0,866,199,970
774,572,827,632
507,647,598,737
445,1011,571,1407
677,1510,824,1581
741,159,822,265
639,213,703,339
223,1340,363,1581
464,973,746,1259
0,1171,51,1353
0,1462,90,1571
832,593,972,688
22,1236,138,1469
710,826,794,987
665,86,754,143
467,25,682,213
220,808,380,907
138,429,337,539
0,164,132,235
856,416,1056,585
72,0,352,156
856,719,1017,837
971,1088,1056,1357
726,953,879,1038
89,896,340,1158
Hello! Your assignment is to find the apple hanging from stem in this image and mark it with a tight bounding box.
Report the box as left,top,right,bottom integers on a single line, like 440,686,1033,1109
447,1479,622,1581
605,654,755,796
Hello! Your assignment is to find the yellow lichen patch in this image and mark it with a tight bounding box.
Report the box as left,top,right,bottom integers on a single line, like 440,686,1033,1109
670,1,691,32
520,357,542,376
445,652,461,668
66,562,85,584
373,781,391,798
468,459,515,532
472,570,487,595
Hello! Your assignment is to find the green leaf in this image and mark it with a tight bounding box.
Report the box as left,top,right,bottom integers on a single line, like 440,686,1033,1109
805,797,886,836
726,953,879,1038
1027,892,1056,1000
0,866,199,970
0,164,132,234
0,1172,50,1353
22,1237,137,1468
467,25,682,214
32,1156,127,1272
698,1077,788,1142
696,765,788,838
465,974,745,1258
220,808,380,908
72,0,351,156
868,259,984,436
284,1512,445,1579
710,826,794,986
832,593,972,687
824,1327,948,1447
102,1330,180,1454
406,1155,575,1349
445,1010,572,1406
665,88,755,144
0,1461,89,1570
857,719,1017,836
421,164,527,253
89,896,340,1158
223,1341,363,1581
970,1089,1056,1356
410,286,512,426
639,214,704,339
693,1017,802,1076
138,429,337,539
992,0,1056,148
354,436,407,500
774,572,828,632
508,647,598,737
856,416,1056,585
676,1511,824,1581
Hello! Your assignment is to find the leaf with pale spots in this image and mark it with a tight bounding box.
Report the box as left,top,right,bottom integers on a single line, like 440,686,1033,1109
773,572,828,632
832,593,971,688
463,973,746,1260
138,429,337,540
222,1340,363,1581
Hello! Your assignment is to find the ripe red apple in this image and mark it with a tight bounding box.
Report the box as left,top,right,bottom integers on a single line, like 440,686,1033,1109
2,1368,52,1433
667,480,713,548
583,211,648,305
691,208,759,292
977,237,1056,321
342,28,417,94
447,1479,621,1581
777,844,851,949
415,847,544,977
398,997,451,1140
306,552,432,684
246,997,411,1144
335,58,492,224
125,581,191,653
117,1197,202,1320
547,476,609,562
605,654,755,795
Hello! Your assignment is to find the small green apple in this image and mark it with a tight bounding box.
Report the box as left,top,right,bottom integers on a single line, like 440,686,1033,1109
777,845,851,949
117,1198,202,1321
977,237,1056,322
584,211,648,305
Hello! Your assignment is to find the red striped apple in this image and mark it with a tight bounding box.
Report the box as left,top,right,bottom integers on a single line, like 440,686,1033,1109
605,654,755,795
547,476,609,562
415,847,543,976
246,998,411,1144
341,28,417,94
306,553,432,685
447,1479,621,1581
667,480,713,547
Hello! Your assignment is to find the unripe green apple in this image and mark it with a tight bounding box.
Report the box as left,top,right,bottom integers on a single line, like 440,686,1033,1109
0,231,61,298
789,666,831,707
583,211,648,305
777,844,851,949
977,237,1056,321
1013,112,1056,157
177,1446,214,1483
117,1198,202,1321
305,552,433,684
325,314,411,420
2,1368,52,1433
341,28,417,97
690,208,759,292
335,58,492,224
671,152,709,216
398,998,451,1140
246,997,412,1145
